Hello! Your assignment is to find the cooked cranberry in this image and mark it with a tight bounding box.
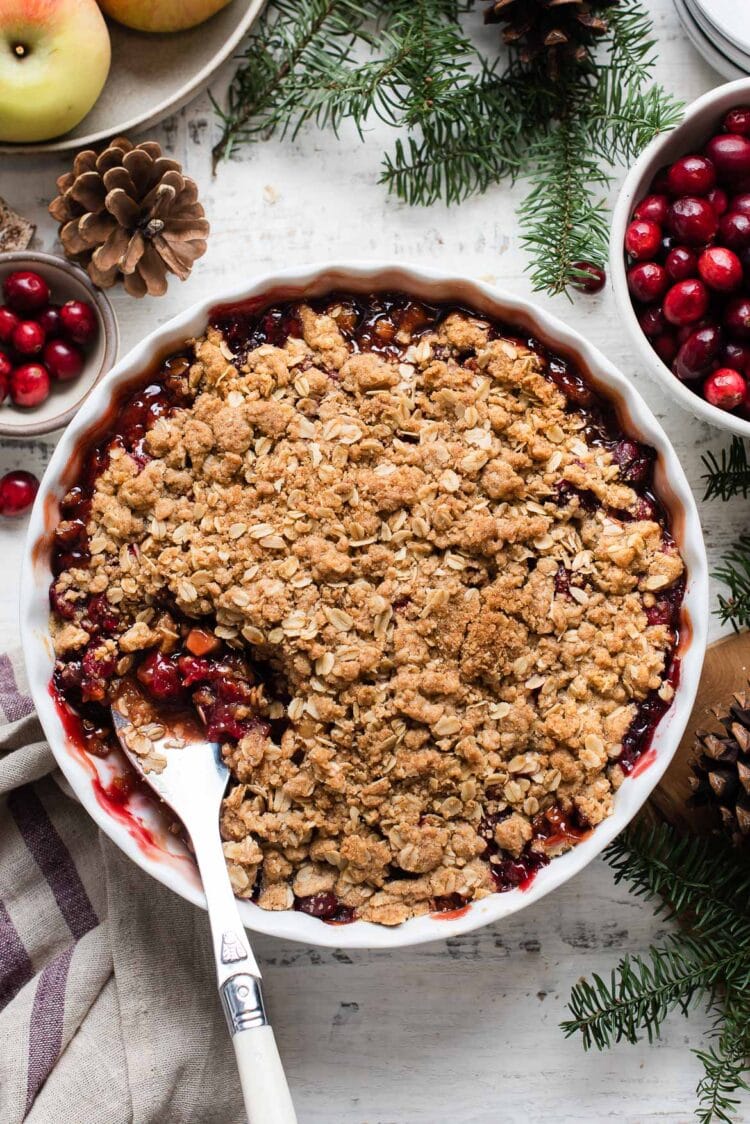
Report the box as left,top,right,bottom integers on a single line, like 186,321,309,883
673,325,722,380
0,470,38,516
653,332,679,364
49,581,77,620
638,305,666,338
698,246,743,291
86,593,118,634
707,187,729,215
665,246,697,281
80,645,117,702
137,651,184,702
554,563,571,597
646,598,675,626
0,306,18,343
571,262,606,293
12,319,45,356
705,134,750,182
663,279,710,326
295,892,341,920
625,219,662,260
667,197,718,244
667,155,715,196
177,654,214,686
44,339,84,381
719,211,750,249
3,270,49,313
59,300,98,346
724,341,750,373
10,363,50,408
627,262,667,303
610,439,654,486
37,305,61,338
725,297,750,339
51,547,90,575
633,194,669,223
724,107,750,136
704,367,746,410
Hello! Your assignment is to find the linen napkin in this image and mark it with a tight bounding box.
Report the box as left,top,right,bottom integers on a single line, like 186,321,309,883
0,649,245,1124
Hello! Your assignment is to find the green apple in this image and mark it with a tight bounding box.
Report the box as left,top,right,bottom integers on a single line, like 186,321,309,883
97,0,232,33
0,0,111,143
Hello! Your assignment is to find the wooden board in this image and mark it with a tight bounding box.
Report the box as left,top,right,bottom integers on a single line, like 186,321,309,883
648,630,750,831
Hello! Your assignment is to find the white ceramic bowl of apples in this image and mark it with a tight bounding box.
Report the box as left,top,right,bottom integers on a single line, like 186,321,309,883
610,78,750,438
0,0,264,150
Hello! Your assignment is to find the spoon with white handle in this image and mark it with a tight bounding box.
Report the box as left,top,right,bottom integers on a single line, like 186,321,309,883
111,684,297,1124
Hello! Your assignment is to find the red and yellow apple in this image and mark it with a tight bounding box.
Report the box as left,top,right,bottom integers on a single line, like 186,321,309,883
96,0,232,33
0,0,111,143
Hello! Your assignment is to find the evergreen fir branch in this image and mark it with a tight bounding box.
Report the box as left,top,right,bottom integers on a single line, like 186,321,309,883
519,90,611,294
604,0,662,84
696,1028,750,1124
702,438,750,501
587,72,684,165
714,536,750,631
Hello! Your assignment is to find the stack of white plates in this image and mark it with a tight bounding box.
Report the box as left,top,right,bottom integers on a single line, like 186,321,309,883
674,0,750,80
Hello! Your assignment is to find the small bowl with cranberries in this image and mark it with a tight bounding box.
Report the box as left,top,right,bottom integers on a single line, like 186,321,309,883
611,78,750,437
0,251,118,438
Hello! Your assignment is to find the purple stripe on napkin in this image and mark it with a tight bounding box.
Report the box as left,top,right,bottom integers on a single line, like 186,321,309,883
8,788,98,940
0,900,33,1010
0,654,34,724
24,944,73,1113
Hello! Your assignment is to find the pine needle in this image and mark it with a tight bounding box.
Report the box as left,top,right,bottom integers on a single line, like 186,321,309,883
702,438,750,502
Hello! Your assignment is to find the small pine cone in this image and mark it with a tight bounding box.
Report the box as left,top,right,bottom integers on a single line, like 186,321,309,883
689,690,750,846
48,137,209,298
485,0,620,77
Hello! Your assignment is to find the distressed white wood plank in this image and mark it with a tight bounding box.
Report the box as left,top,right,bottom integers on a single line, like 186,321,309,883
1,2,747,1119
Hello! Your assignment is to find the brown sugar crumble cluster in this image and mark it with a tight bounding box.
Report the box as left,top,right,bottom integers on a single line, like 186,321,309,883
49,292,685,926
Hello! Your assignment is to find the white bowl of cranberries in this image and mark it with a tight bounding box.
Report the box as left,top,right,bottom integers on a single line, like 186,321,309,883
611,78,750,436
0,251,118,439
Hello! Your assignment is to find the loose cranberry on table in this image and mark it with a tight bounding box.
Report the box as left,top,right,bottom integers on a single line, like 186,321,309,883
704,367,746,410
570,262,606,293
59,300,97,346
2,271,49,314
11,363,50,408
44,339,84,382
0,471,39,517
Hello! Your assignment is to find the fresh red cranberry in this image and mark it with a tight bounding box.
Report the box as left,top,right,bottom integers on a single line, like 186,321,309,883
707,187,729,215
667,197,719,244
719,211,750,249
705,134,750,182
724,340,750,373
12,319,45,356
634,194,669,223
725,297,750,339
627,262,667,303
137,651,184,702
10,363,50,407
2,271,49,314
653,332,678,364
0,306,18,344
704,367,746,410
571,262,606,293
665,246,697,281
731,193,750,216
638,305,666,338
37,305,61,338
724,107,750,136
0,470,39,516
625,219,662,260
44,339,84,382
673,325,722,380
698,246,743,291
663,279,710,326
667,155,716,196
59,300,97,346
0,348,12,390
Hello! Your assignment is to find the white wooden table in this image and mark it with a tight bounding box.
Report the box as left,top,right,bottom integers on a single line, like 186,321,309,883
2,2,748,1120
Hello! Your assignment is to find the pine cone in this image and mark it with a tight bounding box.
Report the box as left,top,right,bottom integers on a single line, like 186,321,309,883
48,137,209,298
689,691,750,846
485,0,620,77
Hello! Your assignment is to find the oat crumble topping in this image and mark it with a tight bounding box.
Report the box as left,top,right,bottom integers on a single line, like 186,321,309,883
49,293,685,925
